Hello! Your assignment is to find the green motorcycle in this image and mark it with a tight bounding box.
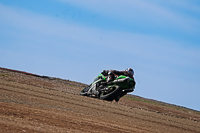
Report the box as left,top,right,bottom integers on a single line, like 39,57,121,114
80,72,135,101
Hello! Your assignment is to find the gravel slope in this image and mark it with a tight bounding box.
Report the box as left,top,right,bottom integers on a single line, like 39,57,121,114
0,67,200,133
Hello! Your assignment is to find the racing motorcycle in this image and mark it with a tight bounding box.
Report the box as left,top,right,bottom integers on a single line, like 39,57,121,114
80,72,135,102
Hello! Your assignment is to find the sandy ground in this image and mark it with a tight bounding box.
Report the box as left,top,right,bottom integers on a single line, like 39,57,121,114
0,68,200,133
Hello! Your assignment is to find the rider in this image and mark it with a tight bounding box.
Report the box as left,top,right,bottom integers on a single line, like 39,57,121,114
102,68,136,86
101,68,136,102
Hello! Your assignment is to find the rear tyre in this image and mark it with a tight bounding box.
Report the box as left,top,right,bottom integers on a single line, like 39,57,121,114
100,85,121,101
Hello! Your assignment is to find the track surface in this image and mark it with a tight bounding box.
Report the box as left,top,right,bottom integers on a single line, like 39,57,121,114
0,68,200,132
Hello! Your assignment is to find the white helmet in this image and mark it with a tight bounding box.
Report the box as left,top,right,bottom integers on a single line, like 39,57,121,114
125,68,134,75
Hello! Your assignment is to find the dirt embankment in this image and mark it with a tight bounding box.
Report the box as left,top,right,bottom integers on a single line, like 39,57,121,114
0,67,200,133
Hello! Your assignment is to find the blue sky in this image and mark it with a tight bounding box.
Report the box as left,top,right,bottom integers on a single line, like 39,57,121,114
0,0,200,111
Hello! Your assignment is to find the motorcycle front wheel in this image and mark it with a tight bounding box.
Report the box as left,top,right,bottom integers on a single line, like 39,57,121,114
80,85,91,96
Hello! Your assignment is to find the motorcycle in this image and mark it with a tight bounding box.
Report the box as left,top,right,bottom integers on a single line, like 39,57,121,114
80,72,135,102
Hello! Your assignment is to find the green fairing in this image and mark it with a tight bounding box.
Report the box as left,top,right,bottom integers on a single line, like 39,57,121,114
92,73,106,85
116,75,127,79
115,75,134,89
92,74,133,88
98,73,106,80
117,75,134,82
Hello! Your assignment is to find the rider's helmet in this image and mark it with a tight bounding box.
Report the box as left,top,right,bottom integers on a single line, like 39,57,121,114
125,68,134,75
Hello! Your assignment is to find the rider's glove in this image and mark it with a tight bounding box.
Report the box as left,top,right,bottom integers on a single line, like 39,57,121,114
101,70,109,76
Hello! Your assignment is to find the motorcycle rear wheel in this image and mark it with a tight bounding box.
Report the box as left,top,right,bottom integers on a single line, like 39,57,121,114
100,85,121,101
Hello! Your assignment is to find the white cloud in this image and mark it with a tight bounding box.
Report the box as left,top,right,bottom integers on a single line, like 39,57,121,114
166,0,200,13
1,3,199,69
55,0,200,33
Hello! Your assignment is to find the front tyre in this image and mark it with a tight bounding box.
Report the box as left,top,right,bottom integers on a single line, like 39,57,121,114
80,85,91,96
100,85,121,101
